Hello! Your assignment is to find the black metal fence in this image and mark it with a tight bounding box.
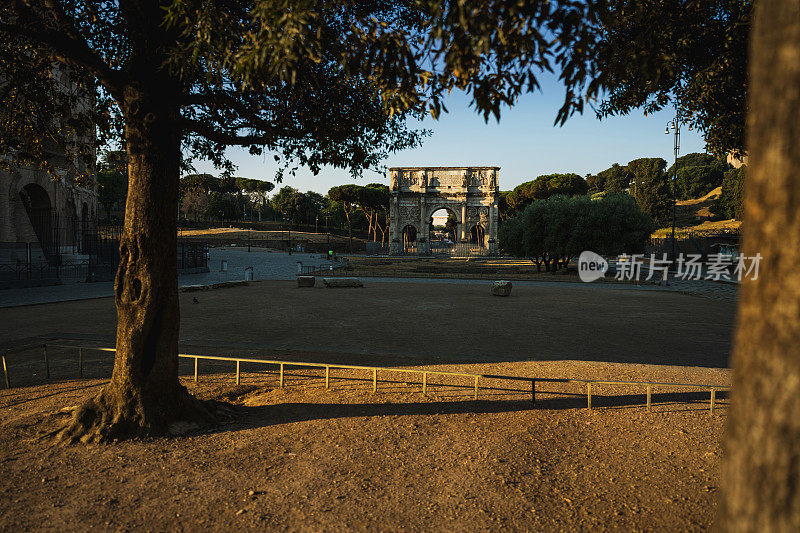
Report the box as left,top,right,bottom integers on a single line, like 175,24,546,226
647,231,740,261
1,215,208,287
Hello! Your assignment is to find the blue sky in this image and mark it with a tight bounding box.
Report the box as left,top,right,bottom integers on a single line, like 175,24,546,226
191,72,706,194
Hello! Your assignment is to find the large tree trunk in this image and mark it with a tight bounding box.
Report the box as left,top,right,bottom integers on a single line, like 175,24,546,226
60,78,214,443
719,1,800,530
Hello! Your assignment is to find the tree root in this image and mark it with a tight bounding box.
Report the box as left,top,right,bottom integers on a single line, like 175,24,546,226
58,384,232,444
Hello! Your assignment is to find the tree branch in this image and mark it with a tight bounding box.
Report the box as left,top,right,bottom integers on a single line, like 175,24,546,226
182,117,279,147
3,1,124,98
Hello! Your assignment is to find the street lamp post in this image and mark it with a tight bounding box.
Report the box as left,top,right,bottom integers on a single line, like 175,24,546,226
285,217,292,255
665,116,681,268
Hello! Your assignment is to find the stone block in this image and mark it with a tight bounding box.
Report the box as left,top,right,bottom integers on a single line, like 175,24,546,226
323,277,363,288
297,276,316,288
491,280,512,297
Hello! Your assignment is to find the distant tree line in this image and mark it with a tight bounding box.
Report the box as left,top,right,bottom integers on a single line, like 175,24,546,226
94,151,393,244
499,152,746,229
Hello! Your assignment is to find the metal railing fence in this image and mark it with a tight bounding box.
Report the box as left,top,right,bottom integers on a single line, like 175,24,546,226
0,344,731,415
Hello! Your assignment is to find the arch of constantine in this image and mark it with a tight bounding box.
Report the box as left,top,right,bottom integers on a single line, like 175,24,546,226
388,166,499,255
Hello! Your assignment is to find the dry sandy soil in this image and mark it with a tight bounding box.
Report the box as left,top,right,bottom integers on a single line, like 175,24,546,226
653,187,742,236
0,280,735,531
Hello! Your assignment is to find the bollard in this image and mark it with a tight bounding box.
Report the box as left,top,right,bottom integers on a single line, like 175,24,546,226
422,372,427,396
531,379,536,404
587,383,592,410
325,366,330,389
236,360,241,385
474,376,479,400
280,363,284,388
373,369,377,393
194,357,198,382
646,385,652,412
2,355,10,389
78,348,83,378
43,345,50,379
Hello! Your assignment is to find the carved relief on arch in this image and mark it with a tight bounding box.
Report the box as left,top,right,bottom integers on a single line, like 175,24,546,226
399,205,420,221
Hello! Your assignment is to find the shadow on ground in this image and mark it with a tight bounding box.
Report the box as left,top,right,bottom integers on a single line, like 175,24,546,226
197,388,728,437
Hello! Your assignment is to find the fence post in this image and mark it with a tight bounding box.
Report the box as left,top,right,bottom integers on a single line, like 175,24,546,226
43,345,50,379
2,355,10,389
531,379,536,404
474,376,479,400
236,360,241,385
78,348,83,378
194,357,198,382
587,383,592,410
422,372,427,396
373,369,377,393
325,366,330,389
280,363,284,388
646,385,652,412
710,388,716,415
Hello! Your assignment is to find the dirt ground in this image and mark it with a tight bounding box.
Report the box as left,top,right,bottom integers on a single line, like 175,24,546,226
1,280,735,368
341,257,675,283
0,280,735,531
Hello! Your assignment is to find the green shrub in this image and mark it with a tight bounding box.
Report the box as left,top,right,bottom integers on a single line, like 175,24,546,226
499,193,654,270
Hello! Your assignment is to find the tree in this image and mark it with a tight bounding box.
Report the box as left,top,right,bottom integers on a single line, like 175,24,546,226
180,187,208,222
506,173,588,215
497,190,512,222
444,213,458,240
628,157,673,227
1,1,441,441
500,193,653,272
358,184,389,242
239,179,275,220
557,0,752,157
668,152,729,199
271,186,302,223
587,163,634,193
97,168,128,222
719,1,800,529
717,166,746,220
328,184,362,252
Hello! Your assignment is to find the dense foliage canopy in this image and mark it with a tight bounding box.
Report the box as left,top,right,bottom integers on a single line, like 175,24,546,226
718,165,746,220
627,158,673,227
558,0,752,157
667,153,730,200
499,193,654,271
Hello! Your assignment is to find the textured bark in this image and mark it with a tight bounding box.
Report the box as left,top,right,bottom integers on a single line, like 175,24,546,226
59,12,218,441
719,1,800,530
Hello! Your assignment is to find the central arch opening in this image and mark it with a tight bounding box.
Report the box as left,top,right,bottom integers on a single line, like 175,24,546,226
429,208,458,243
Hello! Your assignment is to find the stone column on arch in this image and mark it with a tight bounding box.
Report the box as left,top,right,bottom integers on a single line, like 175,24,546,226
389,195,400,255
461,203,467,242
419,197,429,254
